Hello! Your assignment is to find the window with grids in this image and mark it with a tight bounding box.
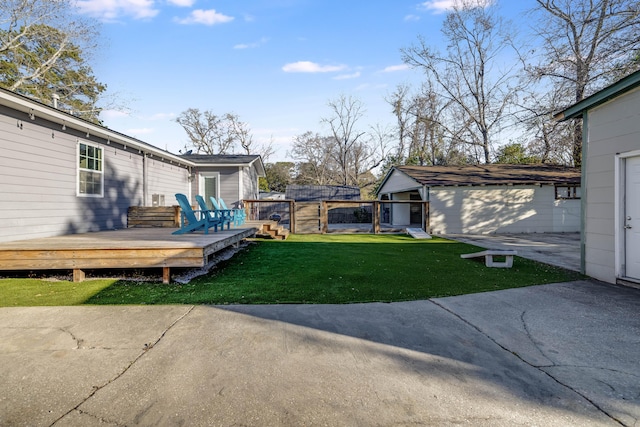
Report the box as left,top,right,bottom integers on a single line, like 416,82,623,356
555,185,580,200
78,143,103,196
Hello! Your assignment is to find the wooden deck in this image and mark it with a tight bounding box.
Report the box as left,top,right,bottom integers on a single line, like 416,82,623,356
0,225,260,283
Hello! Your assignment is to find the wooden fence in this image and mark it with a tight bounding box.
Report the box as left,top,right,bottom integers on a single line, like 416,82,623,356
243,199,430,234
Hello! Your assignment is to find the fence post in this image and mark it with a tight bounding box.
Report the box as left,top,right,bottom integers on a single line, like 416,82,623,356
320,201,328,234
289,200,295,233
373,201,380,234
423,201,429,232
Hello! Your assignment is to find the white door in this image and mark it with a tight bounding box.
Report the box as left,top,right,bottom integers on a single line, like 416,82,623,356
625,156,640,279
199,173,219,209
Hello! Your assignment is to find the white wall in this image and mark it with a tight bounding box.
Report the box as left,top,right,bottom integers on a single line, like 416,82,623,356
391,192,411,225
428,185,580,235
584,86,640,283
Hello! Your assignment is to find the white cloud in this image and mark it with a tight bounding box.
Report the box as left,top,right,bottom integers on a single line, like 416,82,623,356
234,37,269,50
404,14,420,21
175,9,234,25
420,0,494,14
282,61,347,73
76,0,159,21
333,71,361,80
381,64,410,73
167,0,195,6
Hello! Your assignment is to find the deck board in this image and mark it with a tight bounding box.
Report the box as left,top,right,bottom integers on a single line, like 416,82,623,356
0,226,259,282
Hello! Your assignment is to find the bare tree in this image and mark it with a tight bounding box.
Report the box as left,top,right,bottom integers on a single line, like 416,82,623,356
175,109,255,155
321,94,369,185
514,87,574,165
528,0,640,166
385,84,413,161
402,1,521,164
289,131,336,185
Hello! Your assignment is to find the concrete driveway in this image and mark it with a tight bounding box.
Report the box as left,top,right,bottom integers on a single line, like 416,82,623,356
444,232,582,272
1,280,638,426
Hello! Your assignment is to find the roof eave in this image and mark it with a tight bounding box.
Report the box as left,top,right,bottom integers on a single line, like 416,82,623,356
0,87,192,168
554,70,640,121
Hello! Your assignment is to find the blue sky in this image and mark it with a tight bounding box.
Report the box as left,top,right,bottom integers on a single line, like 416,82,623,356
78,0,532,161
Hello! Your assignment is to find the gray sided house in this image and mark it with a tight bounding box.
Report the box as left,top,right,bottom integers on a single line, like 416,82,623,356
181,154,265,210
0,88,190,244
555,70,640,285
377,164,581,235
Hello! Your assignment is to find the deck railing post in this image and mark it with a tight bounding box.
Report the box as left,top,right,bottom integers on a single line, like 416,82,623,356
423,201,429,232
321,201,328,234
373,201,380,234
289,200,295,233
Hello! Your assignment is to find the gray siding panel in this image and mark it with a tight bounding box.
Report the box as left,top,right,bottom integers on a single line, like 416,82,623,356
583,86,640,283
243,166,259,200
219,168,240,207
0,107,190,242
147,158,188,206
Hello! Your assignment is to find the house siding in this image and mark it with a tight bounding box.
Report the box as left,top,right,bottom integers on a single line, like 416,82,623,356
243,165,259,201
379,170,422,194
146,158,189,206
583,86,640,283
0,104,190,243
428,185,580,235
219,168,240,207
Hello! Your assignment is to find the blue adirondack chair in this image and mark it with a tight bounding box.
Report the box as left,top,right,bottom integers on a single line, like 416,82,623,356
218,197,246,226
195,195,230,230
208,196,235,226
172,193,220,235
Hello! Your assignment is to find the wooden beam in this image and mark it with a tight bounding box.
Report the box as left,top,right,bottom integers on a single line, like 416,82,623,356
73,269,85,282
373,201,380,234
162,267,170,284
289,200,295,233
320,201,328,234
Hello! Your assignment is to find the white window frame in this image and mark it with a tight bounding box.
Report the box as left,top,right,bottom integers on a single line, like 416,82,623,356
554,185,581,200
199,172,220,208
77,141,104,197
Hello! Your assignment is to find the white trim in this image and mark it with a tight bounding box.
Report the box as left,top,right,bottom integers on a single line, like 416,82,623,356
615,149,640,279
76,141,104,198
199,171,220,204
238,167,245,201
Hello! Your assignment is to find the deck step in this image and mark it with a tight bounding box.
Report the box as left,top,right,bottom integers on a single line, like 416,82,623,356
256,222,289,240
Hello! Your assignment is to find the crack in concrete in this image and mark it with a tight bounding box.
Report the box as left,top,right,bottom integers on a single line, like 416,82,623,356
429,299,626,427
72,408,124,426
59,327,83,350
519,310,555,366
49,306,195,427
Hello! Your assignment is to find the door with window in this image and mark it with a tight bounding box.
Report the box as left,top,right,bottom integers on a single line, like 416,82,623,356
625,156,640,280
199,173,219,210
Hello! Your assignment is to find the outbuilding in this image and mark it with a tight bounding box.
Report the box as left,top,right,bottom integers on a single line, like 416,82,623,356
376,164,581,235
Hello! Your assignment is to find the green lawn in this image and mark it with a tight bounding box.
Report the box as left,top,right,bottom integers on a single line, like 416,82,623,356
0,234,583,306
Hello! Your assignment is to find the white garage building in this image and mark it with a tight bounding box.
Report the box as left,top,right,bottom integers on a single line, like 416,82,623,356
376,164,581,235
